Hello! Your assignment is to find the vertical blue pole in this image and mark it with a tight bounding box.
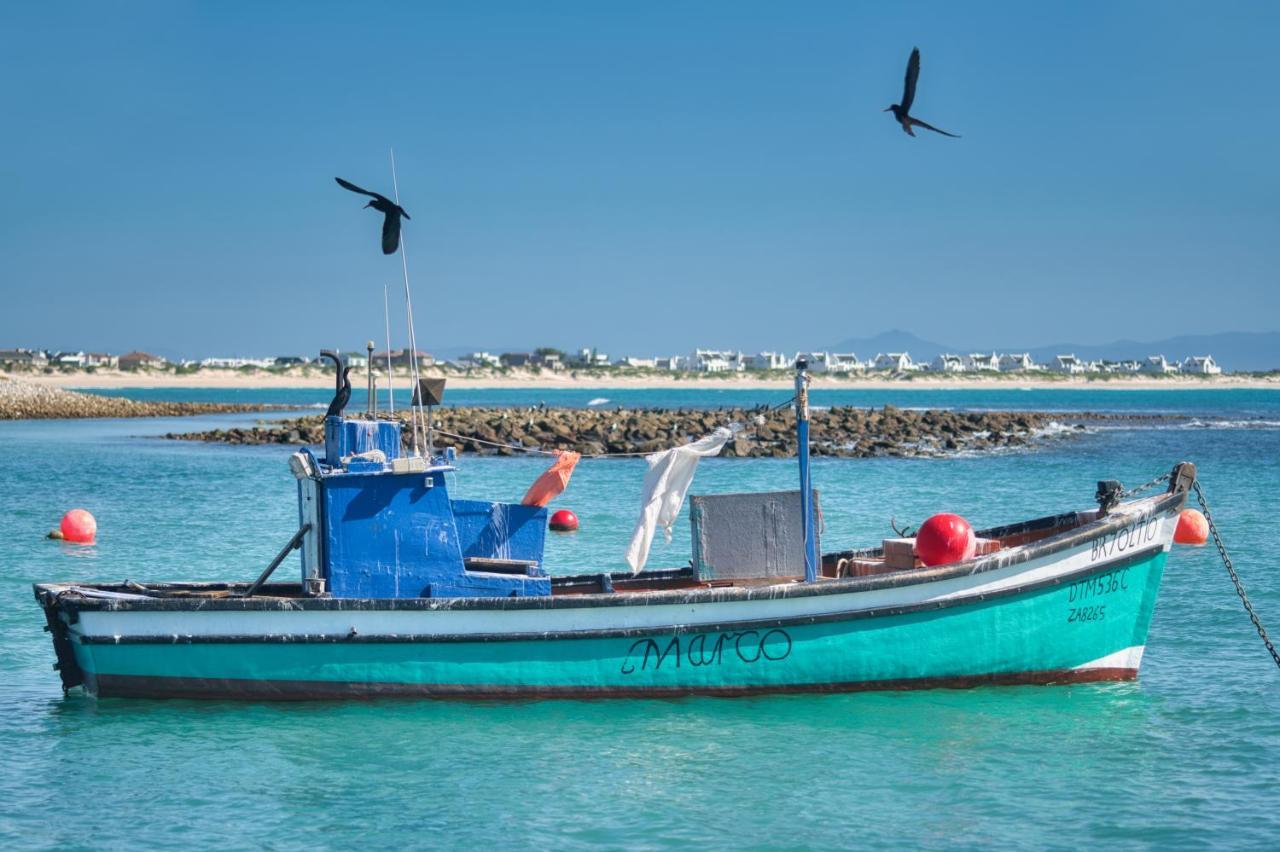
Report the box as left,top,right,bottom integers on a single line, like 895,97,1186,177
795,359,818,582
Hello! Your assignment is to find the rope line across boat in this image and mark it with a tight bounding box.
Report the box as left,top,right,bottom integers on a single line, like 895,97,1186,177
1193,480,1280,670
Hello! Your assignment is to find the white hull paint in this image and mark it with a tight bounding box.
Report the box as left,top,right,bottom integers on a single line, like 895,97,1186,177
1072,645,1145,673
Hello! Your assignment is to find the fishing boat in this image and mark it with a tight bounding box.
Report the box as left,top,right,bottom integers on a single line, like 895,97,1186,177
34,358,1195,700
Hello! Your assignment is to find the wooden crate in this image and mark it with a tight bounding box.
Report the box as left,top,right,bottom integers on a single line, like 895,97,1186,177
882,537,923,570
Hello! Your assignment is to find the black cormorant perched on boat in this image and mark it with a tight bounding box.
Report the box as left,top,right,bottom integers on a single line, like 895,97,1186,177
884,48,960,139
334,177,411,254
325,366,353,419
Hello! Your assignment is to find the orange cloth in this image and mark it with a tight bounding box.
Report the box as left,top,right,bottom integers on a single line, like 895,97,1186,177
521,451,581,507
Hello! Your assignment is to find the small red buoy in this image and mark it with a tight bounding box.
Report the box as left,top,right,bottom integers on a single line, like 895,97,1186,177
915,513,976,567
1174,508,1209,545
549,509,579,532
60,509,97,544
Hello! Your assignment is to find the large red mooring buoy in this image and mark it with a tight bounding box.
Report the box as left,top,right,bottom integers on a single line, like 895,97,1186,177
549,509,579,532
915,513,976,567
1175,508,1209,545
59,509,97,543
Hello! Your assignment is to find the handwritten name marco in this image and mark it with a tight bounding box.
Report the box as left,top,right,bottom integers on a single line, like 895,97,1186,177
620,629,792,674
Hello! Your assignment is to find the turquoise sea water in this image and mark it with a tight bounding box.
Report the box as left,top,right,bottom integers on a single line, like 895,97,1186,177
4,389,1280,848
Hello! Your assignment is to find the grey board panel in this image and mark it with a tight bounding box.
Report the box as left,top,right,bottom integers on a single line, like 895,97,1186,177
690,490,820,581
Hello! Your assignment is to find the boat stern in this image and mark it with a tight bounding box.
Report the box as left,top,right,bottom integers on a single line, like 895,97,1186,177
34,584,86,694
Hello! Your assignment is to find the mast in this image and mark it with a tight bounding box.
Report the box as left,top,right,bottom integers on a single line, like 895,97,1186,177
389,147,424,456
366,340,375,415
383,284,394,415
795,358,818,582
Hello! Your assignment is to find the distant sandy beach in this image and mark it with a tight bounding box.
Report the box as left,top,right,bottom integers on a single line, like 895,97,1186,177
6,369,1278,392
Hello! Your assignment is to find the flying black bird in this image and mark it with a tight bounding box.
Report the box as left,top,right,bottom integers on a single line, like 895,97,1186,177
334,177,411,254
325,366,353,419
884,48,960,139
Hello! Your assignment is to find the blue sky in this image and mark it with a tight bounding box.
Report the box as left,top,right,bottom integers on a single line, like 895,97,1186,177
1,2,1277,359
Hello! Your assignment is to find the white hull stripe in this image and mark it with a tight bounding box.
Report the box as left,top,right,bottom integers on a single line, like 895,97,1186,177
70,537,1172,642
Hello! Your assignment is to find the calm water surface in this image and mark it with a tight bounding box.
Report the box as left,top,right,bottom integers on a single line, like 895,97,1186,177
3,389,1279,849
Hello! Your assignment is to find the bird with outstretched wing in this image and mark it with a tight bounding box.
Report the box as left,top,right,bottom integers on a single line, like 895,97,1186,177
901,47,919,114
884,47,960,139
335,177,411,254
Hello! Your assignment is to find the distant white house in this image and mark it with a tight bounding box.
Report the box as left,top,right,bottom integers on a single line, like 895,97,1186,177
571,348,611,367
616,356,657,369
1051,354,1087,375
52,350,116,368
931,353,965,373
964,352,1000,372
118,351,168,371
654,356,686,371
825,353,864,373
0,348,49,367
531,352,564,370
458,351,501,368
998,353,1036,372
796,352,829,372
1182,355,1222,375
1141,355,1179,375
372,349,431,369
691,349,745,372
200,357,275,369
872,352,913,372
749,351,791,371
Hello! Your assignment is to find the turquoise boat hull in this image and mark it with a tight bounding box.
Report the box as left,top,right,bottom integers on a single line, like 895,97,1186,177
70,549,1165,699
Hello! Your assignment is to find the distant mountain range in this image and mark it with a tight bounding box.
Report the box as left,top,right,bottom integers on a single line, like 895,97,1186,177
825,330,956,363
827,330,1280,372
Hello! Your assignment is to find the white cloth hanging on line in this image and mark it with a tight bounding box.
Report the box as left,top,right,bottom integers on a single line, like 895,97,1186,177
624,427,733,573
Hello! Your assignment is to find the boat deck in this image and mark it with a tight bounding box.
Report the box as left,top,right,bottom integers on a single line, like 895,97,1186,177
38,504,1103,604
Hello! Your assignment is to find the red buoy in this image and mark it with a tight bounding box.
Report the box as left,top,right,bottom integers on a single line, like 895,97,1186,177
549,509,579,532
1174,508,1209,545
60,509,97,544
915,513,975,567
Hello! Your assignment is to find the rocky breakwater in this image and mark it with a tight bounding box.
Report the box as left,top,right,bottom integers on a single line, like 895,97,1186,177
0,377,276,420
166,405,1066,459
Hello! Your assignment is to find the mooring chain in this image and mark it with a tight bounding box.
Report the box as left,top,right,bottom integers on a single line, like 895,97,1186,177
1192,480,1280,670
1120,472,1171,499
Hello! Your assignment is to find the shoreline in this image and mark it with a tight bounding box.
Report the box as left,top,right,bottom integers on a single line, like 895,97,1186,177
6,369,1278,392
0,376,279,420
